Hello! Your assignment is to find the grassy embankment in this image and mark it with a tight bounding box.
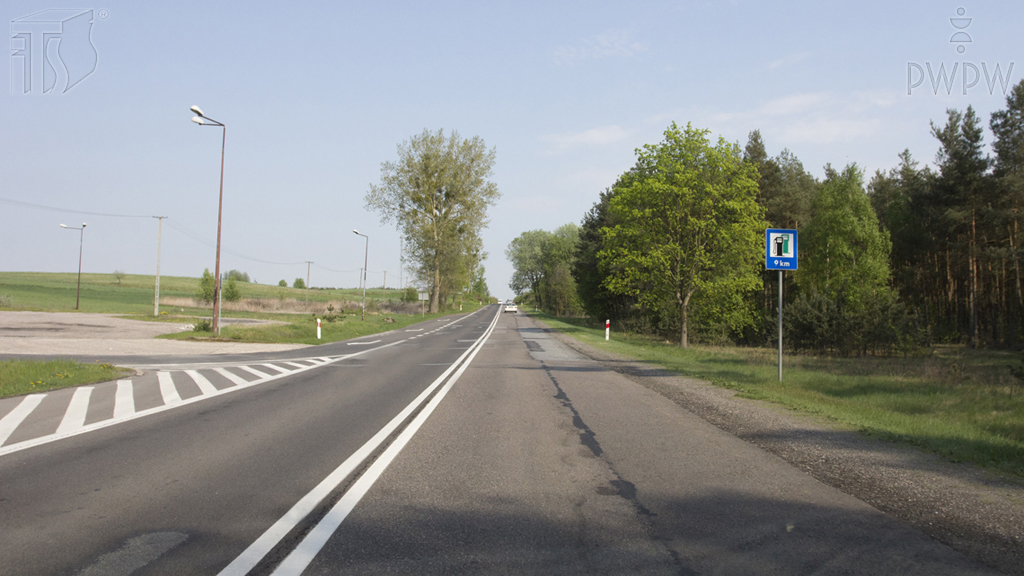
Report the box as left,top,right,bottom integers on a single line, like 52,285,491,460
533,312,1024,478
0,271,484,396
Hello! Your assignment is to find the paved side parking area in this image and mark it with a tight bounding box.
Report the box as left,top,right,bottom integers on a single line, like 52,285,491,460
0,311,307,356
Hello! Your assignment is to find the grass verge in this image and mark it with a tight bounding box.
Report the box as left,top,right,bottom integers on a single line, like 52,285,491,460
532,312,1024,478
0,359,132,399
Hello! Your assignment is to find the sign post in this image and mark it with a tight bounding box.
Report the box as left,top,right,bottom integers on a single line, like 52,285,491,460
765,229,798,381
418,291,428,317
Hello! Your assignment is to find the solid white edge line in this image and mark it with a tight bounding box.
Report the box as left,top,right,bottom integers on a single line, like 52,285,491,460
216,306,501,576
55,387,93,435
0,340,406,458
270,307,500,575
0,394,46,447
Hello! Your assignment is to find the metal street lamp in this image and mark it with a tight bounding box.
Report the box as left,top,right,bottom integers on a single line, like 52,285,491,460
189,105,227,335
354,230,368,321
60,223,86,310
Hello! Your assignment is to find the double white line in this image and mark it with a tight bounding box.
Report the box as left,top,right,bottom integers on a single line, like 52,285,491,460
218,305,502,576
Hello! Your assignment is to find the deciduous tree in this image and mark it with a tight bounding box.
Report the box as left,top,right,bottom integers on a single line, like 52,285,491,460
366,129,500,313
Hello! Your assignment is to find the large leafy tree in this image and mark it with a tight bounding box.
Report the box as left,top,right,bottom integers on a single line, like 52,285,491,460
801,164,892,302
506,229,551,302
366,129,500,313
506,224,581,315
599,122,765,347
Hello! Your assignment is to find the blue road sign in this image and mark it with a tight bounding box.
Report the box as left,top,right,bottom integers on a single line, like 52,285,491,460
766,229,798,270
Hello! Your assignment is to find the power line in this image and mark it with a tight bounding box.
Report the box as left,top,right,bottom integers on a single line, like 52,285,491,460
0,196,152,218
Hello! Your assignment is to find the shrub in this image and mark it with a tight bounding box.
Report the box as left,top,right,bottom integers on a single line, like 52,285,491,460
113,270,126,286
293,278,306,289
196,269,216,303
223,277,241,302
278,279,287,287
193,319,212,332
402,287,418,302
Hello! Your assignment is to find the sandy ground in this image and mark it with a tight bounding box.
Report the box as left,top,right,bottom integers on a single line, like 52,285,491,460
0,311,308,356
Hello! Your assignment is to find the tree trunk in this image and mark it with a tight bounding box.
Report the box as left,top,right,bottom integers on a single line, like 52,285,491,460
680,290,693,348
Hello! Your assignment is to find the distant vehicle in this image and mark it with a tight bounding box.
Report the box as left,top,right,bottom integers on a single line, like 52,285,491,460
503,302,518,313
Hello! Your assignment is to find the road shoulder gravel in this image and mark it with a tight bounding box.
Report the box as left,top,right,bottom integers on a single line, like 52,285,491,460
535,316,1024,576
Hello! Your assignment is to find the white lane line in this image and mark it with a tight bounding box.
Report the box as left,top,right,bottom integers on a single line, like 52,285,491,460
0,394,46,447
55,387,93,435
114,380,135,419
185,370,219,396
346,340,381,346
239,366,273,379
270,308,502,575
214,367,252,388
404,329,423,332
218,310,500,576
158,372,181,405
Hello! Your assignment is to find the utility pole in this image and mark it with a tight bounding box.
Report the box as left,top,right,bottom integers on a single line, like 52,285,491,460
383,270,386,301
153,216,166,316
305,260,313,304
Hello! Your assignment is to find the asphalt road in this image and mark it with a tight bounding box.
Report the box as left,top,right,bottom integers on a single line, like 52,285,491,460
0,305,1004,574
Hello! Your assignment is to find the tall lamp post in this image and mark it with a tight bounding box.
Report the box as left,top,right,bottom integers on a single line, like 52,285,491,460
60,223,86,310
189,105,226,335
354,230,368,321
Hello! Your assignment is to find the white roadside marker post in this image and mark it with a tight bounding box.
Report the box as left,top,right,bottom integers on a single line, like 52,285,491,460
316,318,321,340
605,319,610,341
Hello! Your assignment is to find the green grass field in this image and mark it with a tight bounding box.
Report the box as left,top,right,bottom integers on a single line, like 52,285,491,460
533,313,1024,478
0,271,404,316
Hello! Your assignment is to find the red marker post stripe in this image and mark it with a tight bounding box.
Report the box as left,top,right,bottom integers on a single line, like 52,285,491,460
605,319,610,341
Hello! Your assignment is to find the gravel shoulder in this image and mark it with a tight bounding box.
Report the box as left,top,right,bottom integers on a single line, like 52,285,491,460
0,311,307,356
538,318,1024,576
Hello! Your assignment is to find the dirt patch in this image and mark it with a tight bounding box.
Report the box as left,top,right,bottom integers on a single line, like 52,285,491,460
0,311,307,356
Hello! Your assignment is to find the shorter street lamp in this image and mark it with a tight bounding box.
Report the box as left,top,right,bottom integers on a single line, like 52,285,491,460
354,230,368,321
60,223,86,310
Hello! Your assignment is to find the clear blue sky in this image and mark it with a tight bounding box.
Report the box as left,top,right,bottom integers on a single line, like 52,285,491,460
2,1,1022,299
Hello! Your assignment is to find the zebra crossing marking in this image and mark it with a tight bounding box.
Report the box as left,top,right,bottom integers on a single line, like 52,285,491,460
158,372,182,405
185,370,219,396
239,366,273,379
214,367,251,388
0,394,45,446
114,380,135,419
55,387,93,435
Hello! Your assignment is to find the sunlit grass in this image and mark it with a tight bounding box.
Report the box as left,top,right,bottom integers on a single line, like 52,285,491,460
534,313,1024,477
0,359,132,399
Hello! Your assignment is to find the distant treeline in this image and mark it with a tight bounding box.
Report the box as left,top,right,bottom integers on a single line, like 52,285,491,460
508,80,1024,354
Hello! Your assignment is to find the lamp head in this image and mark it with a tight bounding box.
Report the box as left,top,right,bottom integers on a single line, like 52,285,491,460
60,224,67,228
191,116,204,125
353,229,359,235
190,105,204,117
